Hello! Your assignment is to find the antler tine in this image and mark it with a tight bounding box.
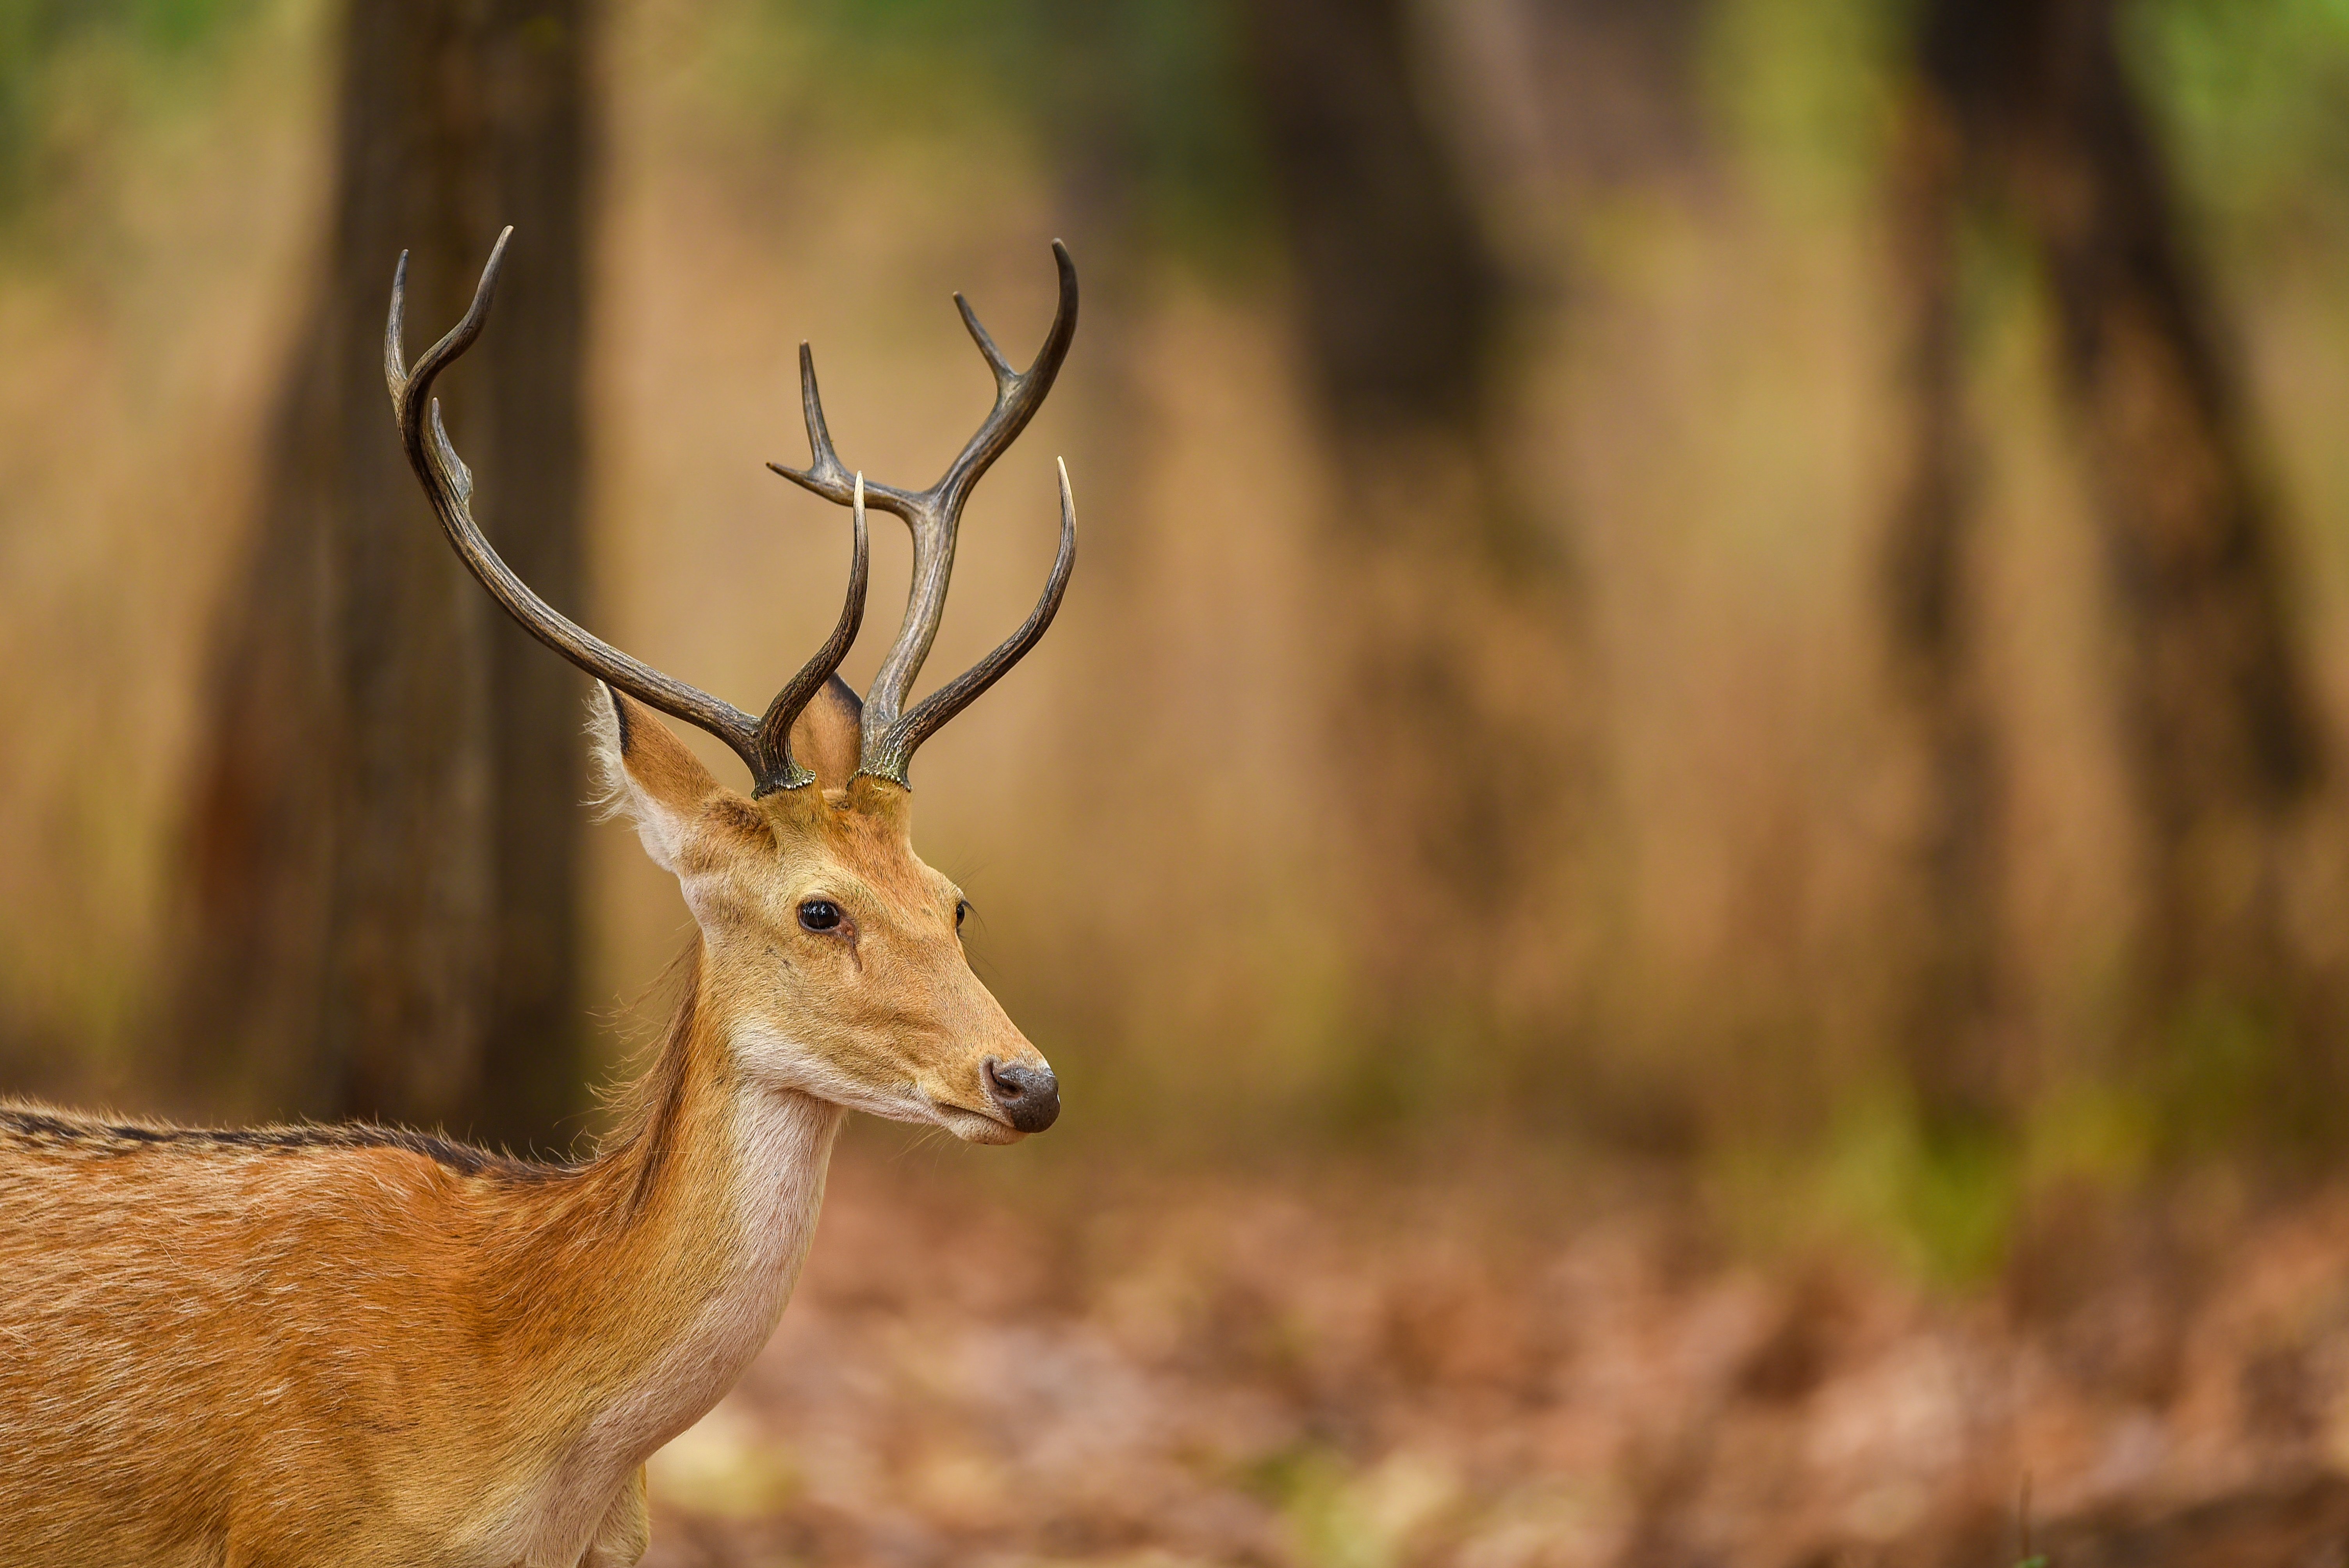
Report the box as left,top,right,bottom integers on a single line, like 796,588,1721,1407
385,232,506,403
955,290,1017,383
387,229,865,796
759,241,1080,786
864,459,1076,784
768,346,928,522
752,476,870,791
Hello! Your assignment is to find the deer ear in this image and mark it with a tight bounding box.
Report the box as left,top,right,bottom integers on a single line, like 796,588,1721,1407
789,674,864,793
590,686,722,873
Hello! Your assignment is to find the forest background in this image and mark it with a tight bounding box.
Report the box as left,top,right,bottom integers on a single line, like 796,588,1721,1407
9,1,2349,1561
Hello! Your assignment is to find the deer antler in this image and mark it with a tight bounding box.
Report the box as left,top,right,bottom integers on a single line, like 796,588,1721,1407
387,228,870,795
769,242,1078,786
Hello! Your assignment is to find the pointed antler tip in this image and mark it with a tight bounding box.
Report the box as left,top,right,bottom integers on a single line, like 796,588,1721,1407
787,244,1078,781
392,224,779,794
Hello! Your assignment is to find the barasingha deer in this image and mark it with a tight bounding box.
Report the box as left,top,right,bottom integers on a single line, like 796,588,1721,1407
0,228,1077,1567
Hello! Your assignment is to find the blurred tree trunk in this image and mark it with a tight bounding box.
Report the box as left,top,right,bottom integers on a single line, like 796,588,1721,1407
1521,0,1709,191
1240,0,1504,455
172,0,595,1150
1881,89,2014,1138
1892,0,2323,1131
1240,0,1593,1120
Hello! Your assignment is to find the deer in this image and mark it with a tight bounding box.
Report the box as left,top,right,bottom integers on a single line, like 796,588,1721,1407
0,228,1078,1568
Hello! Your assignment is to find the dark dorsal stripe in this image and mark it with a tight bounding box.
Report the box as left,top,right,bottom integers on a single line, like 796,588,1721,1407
0,1107,572,1183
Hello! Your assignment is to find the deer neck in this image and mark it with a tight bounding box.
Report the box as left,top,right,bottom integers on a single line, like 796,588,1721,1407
493,943,844,1534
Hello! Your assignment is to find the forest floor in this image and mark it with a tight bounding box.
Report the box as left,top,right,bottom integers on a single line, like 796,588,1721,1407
638,1142,2349,1568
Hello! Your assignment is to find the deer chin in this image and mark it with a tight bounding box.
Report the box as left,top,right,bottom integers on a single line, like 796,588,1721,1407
730,1023,911,1118
914,1092,1025,1145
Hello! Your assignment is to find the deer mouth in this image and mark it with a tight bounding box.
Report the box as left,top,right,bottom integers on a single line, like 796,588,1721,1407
914,1090,1026,1144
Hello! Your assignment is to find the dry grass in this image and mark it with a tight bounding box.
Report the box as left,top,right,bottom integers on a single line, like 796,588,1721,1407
0,0,326,1094
2,0,2348,1148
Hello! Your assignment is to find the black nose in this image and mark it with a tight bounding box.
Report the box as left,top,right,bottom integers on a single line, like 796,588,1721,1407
983,1058,1060,1134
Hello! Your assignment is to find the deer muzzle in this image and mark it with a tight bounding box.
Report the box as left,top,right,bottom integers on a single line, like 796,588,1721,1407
983,1058,1060,1134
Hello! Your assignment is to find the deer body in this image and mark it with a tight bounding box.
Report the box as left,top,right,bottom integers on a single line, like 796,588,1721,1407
2,987,836,1566
0,237,1078,1566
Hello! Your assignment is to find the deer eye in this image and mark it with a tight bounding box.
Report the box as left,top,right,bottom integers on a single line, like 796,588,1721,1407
955,899,971,931
798,900,844,933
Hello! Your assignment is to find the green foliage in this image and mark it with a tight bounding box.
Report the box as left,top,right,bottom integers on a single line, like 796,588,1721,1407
1711,1092,2024,1287
0,0,262,216
1249,1443,1462,1568
1703,0,1908,208
2131,0,2349,252
747,0,1270,264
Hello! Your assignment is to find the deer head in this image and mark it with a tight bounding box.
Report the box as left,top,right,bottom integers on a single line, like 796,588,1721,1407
384,230,1076,1141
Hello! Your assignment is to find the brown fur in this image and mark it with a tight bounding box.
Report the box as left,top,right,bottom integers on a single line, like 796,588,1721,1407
792,674,866,793
0,690,1053,1566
